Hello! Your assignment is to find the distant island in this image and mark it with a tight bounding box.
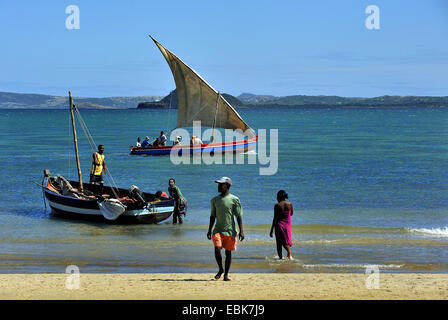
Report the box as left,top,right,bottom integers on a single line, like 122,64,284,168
0,91,162,109
1,90,448,109
137,90,245,109
238,93,448,108
137,90,448,109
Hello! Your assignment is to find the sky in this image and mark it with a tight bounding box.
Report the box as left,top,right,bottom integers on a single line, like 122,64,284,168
1,0,447,98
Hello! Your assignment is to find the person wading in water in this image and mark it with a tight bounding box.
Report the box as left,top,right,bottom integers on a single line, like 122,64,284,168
270,190,294,260
168,178,187,224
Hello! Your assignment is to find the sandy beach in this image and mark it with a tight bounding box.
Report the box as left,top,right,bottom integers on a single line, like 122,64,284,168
0,273,447,300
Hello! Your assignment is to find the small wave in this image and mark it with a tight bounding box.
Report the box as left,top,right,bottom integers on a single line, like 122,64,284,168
264,256,403,270
302,263,403,270
265,255,300,264
408,227,448,237
300,240,338,244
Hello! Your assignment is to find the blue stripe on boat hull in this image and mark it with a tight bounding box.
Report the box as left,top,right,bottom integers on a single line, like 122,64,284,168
130,140,256,155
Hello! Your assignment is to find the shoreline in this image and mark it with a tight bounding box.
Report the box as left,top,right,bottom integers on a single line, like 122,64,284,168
2,105,448,110
0,273,447,300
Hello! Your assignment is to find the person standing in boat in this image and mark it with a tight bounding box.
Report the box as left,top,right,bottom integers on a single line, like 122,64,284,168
270,190,294,260
90,145,107,188
159,131,167,146
168,178,187,224
136,137,141,147
207,177,244,281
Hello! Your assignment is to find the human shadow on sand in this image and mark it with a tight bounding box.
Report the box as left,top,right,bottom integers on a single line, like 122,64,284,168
143,278,213,282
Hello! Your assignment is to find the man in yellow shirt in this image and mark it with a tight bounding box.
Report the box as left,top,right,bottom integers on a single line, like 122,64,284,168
90,144,107,186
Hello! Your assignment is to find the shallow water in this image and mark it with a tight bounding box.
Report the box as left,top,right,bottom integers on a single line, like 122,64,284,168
0,107,447,273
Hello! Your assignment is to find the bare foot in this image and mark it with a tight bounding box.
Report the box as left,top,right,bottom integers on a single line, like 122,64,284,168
223,274,231,281
214,269,224,280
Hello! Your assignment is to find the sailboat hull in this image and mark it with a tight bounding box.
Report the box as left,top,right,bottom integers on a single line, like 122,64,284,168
43,176,174,224
130,136,257,156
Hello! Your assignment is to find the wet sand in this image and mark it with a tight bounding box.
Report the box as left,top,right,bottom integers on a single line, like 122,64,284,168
0,273,447,300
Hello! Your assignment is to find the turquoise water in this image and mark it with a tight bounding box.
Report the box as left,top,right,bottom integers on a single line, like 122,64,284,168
0,107,447,273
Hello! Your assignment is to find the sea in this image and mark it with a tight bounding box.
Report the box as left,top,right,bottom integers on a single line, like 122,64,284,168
0,107,447,274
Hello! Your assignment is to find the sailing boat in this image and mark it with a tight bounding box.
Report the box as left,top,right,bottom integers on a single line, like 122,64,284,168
130,36,258,156
40,91,175,223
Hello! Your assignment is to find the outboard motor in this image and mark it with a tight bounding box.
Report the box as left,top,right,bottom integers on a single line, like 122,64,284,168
129,185,147,206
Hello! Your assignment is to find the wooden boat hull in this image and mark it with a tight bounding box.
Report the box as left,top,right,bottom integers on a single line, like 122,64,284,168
43,176,174,224
130,136,257,156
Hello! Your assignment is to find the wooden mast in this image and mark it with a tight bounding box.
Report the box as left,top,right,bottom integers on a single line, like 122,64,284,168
69,91,83,192
211,92,220,143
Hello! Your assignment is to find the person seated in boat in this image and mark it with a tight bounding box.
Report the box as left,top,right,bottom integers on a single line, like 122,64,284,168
90,145,106,190
141,136,151,148
173,136,181,146
159,131,167,146
136,137,141,147
191,135,203,145
153,137,160,147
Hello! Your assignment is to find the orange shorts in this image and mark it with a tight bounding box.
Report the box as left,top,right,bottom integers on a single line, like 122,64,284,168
212,233,237,251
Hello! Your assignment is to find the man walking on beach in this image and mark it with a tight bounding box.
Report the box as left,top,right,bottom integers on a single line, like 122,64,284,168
207,177,244,281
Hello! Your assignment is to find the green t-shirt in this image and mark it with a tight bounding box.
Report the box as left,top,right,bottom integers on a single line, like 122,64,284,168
210,193,243,237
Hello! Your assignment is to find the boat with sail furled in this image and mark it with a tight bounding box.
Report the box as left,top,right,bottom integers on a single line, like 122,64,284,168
39,91,175,223
130,36,257,156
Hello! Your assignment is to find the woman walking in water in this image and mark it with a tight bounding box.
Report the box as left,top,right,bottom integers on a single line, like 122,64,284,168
270,190,294,260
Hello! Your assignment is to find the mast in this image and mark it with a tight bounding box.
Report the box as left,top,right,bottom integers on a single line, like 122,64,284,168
69,91,83,192
211,92,220,142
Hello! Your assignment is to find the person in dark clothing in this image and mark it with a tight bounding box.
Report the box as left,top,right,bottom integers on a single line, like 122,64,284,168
168,178,187,224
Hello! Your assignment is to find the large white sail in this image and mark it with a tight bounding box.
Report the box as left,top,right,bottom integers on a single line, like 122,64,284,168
150,36,253,134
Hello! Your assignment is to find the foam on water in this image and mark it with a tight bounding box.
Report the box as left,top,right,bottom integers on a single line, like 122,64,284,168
264,255,403,270
408,227,448,237
301,263,403,270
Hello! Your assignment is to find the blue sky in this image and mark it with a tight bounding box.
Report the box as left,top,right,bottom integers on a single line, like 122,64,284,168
1,0,447,97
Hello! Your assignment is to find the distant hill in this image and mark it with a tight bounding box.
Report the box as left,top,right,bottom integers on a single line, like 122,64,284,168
221,94,245,107
137,89,245,109
2,90,448,109
238,93,278,103
0,91,162,109
241,94,448,108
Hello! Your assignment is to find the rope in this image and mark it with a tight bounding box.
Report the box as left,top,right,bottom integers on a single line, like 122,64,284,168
167,90,172,136
68,110,71,179
73,106,120,199
74,107,119,195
